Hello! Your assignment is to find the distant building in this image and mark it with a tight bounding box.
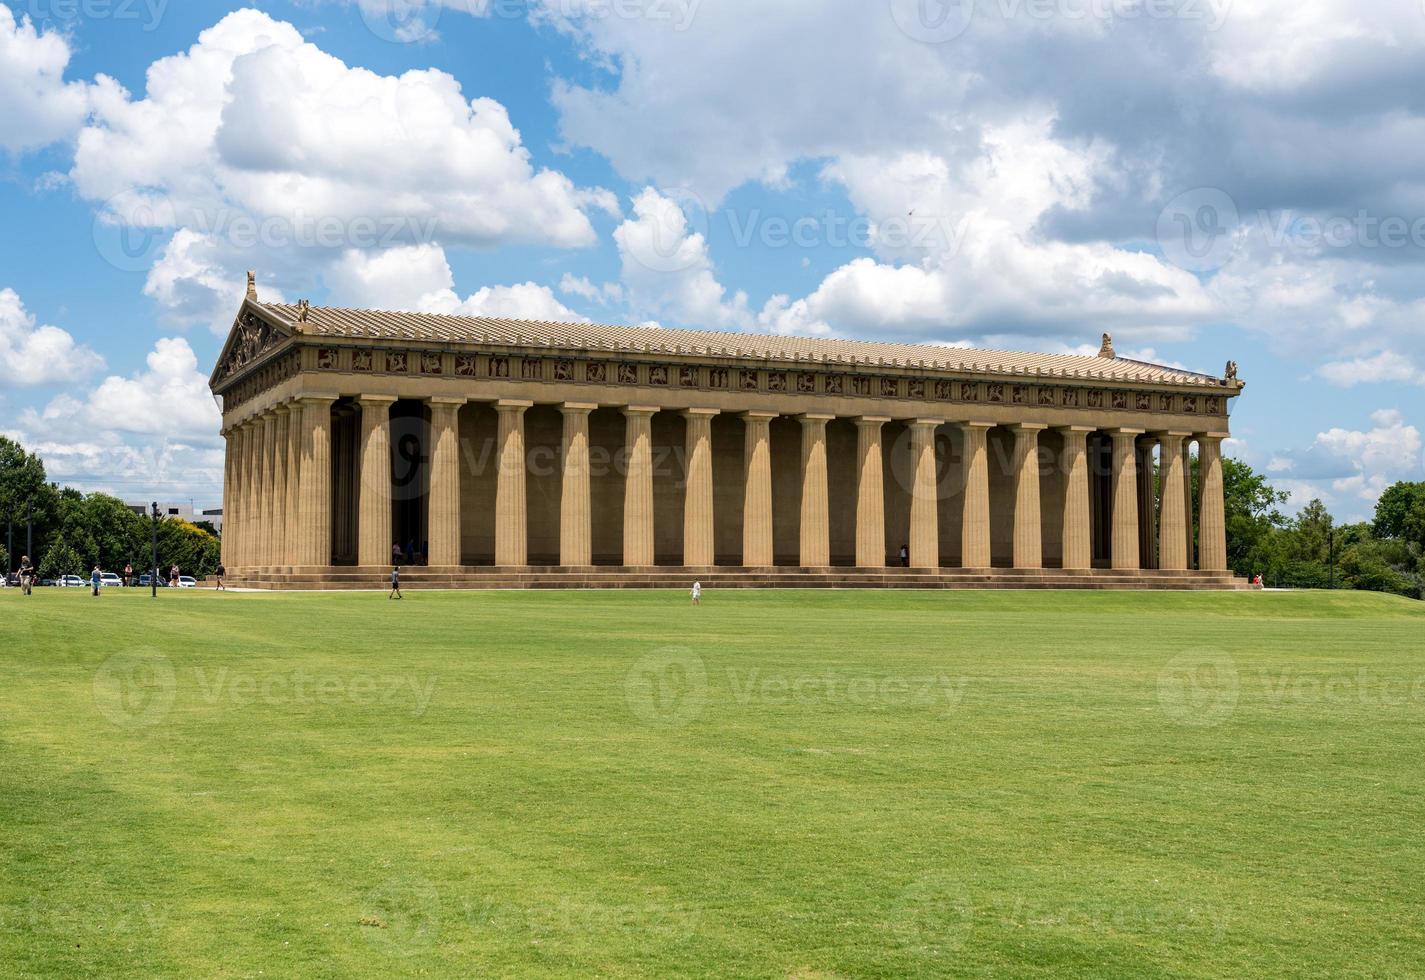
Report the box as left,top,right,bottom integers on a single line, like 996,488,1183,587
125,502,223,534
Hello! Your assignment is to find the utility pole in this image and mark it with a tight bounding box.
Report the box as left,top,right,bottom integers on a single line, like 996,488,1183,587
151,502,160,599
4,507,11,573
26,498,32,565
1328,529,1335,590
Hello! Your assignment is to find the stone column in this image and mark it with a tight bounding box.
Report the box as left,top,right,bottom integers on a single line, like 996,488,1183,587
296,396,337,567
1157,432,1189,570
560,403,597,567
622,407,658,566
284,401,303,566
908,419,942,569
357,396,396,567
1137,436,1159,569
428,397,465,567
682,408,718,567
226,425,243,569
495,400,531,566
1198,434,1228,571
798,414,834,567
741,411,777,567
1182,438,1195,569
1057,426,1093,570
252,410,270,566
959,421,994,568
853,416,889,567
1109,428,1144,570
270,405,290,567
1010,423,1047,569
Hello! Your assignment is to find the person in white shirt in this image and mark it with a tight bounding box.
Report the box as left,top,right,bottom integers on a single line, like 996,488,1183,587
691,581,701,605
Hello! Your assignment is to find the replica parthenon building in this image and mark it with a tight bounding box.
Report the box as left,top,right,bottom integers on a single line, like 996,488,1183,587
213,278,1246,589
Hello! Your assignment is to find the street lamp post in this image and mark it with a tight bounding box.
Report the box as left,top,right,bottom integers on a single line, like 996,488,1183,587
26,498,32,566
150,501,160,599
1328,529,1335,590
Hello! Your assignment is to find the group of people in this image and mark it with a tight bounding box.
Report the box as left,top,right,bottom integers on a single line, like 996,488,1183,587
390,541,429,566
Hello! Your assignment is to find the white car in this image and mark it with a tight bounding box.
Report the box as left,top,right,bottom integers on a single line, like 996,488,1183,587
177,576,197,588
99,573,122,589
59,575,84,588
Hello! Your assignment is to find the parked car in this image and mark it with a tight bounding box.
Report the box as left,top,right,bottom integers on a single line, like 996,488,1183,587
177,576,197,588
99,573,122,589
137,573,166,587
59,575,84,588
40,578,57,587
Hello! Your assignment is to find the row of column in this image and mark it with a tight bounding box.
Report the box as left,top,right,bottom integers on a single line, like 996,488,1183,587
222,397,1227,573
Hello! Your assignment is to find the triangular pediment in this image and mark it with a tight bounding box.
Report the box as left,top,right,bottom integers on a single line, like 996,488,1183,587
209,299,297,390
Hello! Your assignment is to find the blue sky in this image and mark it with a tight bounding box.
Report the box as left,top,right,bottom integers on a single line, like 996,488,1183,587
1,0,1422,518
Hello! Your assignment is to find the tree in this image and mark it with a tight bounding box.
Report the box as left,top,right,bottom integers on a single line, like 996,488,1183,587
0,543,8,575
1219,456,1289,576
1372,482,1425,546
38,540,82,580
156,519,221,578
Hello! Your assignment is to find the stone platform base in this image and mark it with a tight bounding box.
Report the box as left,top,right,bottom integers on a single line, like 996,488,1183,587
228,566,1253,591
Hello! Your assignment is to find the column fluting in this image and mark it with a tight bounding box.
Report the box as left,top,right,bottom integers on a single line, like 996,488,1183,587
622,406,658,567
908,419,942,569
682,408,718,567
798,414,833,568
427,397,465,567
560,403,597,567
853,416,888,567
1157,432,1189,570
495,400,531,566
741,411,776,567
1109,428,1143,570
357,396,396,567
1010,423,1046,569
296,396,336,567
1057,426,1093,570
1198,434,1228,572
960,422,994,569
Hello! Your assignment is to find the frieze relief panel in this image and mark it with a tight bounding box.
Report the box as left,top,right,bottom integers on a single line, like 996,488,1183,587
219,312,283,380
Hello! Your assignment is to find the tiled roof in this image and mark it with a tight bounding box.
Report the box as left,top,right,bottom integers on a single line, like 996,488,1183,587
262,303,1230,387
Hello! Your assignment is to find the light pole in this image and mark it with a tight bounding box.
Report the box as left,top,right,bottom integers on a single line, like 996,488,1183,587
4,506,11,573
1328,529,1335,590
26,497,32,565
150,501,160,599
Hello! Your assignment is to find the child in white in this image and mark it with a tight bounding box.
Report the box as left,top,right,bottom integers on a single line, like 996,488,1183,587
691,581,701,605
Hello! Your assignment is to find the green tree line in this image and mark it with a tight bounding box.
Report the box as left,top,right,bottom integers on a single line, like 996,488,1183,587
1217,457,1420,596
1,436,220,580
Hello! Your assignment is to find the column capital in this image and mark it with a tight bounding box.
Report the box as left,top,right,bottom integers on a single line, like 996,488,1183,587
1154,429,1193,440
560,401,599,414
1056,424,1097,434
681,407,720,419
296,394,339,407
1194,432,1229,444
908,417,944,429
739,410,779,422
356,393,398,406
957,420,996,432
797,413,835,425
1008,422,1049,433
853,415,891,427
495,399,533,413
1107,426,1145,439
428,395,466,408
271,402,291,416
621,405,660,417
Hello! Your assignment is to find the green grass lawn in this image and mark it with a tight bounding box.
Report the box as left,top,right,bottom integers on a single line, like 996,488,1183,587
2,586,1423,978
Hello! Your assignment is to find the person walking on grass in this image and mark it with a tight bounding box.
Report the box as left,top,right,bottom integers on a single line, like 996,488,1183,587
19,556,34,596
691,580,701,606
91,565,102,597
214,563,226,591
169,564,179,589
389,565,403,600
